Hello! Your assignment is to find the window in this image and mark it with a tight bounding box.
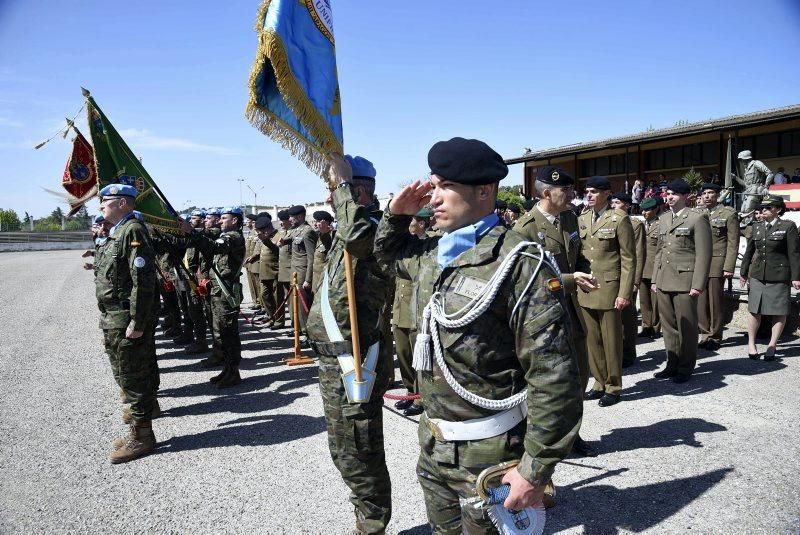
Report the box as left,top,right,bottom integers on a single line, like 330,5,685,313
664,147,683,169
758,133,780,158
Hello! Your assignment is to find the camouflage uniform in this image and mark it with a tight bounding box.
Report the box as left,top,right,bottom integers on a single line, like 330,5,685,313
184,230,209,349
306,186,393,534
311,231,335,293
153,238,182,335
375,211,583,533
190,227,245,376
94,214,159,421
198,227,223,353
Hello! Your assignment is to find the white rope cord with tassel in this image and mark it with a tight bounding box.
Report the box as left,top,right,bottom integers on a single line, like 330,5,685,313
412,240,557,411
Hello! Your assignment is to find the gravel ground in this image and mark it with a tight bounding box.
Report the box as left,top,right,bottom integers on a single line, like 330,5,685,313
1,250,798,534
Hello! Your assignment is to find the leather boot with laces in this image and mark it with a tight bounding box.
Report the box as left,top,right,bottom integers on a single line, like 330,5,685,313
216,367,242,389
109,420,156,463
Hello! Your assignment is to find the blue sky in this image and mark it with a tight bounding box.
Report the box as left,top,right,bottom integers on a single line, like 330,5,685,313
1,0,799,218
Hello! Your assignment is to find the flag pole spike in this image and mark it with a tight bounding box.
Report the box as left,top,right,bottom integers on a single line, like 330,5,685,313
81,87,91,97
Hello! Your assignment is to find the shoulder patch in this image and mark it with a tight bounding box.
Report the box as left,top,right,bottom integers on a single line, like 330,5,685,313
133,257,146,268
547,277,562,292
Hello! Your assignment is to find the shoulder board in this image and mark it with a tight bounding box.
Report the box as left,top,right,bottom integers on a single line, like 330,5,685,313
612,208,628,217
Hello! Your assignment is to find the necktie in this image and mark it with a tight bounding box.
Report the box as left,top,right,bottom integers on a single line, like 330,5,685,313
553,217,559,229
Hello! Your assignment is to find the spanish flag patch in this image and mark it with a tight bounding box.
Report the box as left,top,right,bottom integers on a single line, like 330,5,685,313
547,278,562,292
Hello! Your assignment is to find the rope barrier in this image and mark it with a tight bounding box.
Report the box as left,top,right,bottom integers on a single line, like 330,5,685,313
383,391,421,401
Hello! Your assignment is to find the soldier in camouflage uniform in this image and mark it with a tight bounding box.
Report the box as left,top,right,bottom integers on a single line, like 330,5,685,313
183,209,209,354
94,184,159,464
374,138,582,533
306,155,394,535
181,207,246,387
198,208,224,365
311,210,335,293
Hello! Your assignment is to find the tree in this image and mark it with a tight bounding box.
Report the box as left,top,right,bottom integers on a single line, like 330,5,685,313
497,185,524,210
49,206,65,223
0,208,22,231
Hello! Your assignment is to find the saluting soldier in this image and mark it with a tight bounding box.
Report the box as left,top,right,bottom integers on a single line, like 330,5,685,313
514,165,597,456
306,155,394,534
391,206,432,418
638,197,662,337
697,183,740,351
285,205,317,335
243,214,263,314
274,209,292,329
610,192,645,367
311,210,335,293
577,176,636,407
651,179,712,383
181,207,246,388
740,195,800,360
375,138,582,532
94,184,159,464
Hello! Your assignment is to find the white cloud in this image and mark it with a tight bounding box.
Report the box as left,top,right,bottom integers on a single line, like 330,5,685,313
0,117,23,128
118,128,238,156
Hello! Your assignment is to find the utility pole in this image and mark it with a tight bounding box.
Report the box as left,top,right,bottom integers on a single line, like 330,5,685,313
247,184,264,215
237,178,244,207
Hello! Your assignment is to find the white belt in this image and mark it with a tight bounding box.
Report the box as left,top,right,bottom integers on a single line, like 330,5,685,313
426,404,526,442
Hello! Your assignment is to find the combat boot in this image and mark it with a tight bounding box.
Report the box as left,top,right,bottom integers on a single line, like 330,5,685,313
216,368,242,389
172,331,194,345
209,367,229,384
122,399,161,424
109,420,156,464
185,341,209,354
199,350,225,368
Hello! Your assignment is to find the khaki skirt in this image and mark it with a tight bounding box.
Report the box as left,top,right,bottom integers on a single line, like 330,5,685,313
748,278,791,315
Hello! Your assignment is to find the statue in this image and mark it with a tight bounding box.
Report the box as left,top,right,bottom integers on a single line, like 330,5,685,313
735,150,773,226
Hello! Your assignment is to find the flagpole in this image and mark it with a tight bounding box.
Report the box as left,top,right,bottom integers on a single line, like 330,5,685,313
343,249,363,385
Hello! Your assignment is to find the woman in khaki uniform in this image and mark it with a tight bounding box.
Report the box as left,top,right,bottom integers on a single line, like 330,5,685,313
740,195,800,360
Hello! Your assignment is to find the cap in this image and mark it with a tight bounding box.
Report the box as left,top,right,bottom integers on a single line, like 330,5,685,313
428,137,508,185
287,205,306,216
610,192,632,205
666,179,690,195
245,213,258,221
759,194,785,209
738,150,753,160
536,166,574,186
99,184,137,199
344,155,376,180
586,176,611,191
313,210,334,222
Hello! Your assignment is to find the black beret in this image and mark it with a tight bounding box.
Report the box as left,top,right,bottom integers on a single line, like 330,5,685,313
245,213,258,221
640,197,659,210
313,210,333,222
257,211,272,219
508,204,521,214
523,199,535,211
666,179,690,194
277,209,290,220
254,216,272,230
536,166,574,186
428,137,508,185
700,182,721,192
610,192,632,205
287,205,306,216
586,176,611,190
495,200,507,210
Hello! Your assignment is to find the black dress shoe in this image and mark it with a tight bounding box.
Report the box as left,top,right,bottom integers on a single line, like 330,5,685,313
394,399,413,410
764,347,777,361
584,389,604,400
748,353,760,360
403,404,424,417
698,340,709,349
638,328,654,338
572,435,596,457
705,340,720,351
654,369,677,379
671,373,691,384
598,393,620,407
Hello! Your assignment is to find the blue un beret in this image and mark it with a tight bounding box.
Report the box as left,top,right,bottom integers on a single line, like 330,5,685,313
345,155,376,180
207,208,221,217
190,209,207,217
221,206,243,216
99,184,138,199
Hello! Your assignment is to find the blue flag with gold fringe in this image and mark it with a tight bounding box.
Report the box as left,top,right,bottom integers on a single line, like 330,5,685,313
246,0,343,178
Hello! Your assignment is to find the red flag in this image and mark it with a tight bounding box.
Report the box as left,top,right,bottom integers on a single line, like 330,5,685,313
62,131,98,216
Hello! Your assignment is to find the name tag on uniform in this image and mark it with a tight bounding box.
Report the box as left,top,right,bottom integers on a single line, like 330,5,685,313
675,227,691,236
711,218,727,226
569,231,579,243
598,228,616,238
772,230,786,236
452,275,487,299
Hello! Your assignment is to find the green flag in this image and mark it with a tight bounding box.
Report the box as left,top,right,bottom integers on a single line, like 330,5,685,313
85,90,180,233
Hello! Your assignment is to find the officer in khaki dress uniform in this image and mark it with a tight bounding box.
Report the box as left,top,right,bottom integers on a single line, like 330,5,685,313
697,183,740,350
243,215,262,312
577,176,636,407
652,179,712,383
274,210,293,329
248,216,280,324
610,192,645,367
514,165,598,455
284,205,318,335
638,197,662,337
